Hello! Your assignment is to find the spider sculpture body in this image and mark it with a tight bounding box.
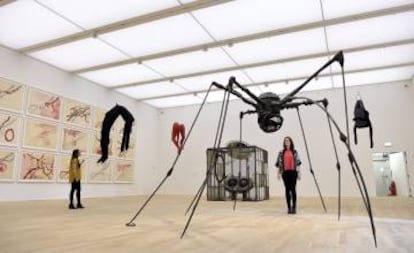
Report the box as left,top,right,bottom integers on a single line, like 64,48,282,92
125,51,377,247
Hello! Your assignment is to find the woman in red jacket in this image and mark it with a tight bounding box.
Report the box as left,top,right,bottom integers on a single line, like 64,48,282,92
276,136,302,214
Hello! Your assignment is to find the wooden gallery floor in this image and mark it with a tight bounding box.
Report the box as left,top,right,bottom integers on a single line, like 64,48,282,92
0,196,413,253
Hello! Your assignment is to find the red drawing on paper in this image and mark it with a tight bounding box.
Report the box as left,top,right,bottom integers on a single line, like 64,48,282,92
66,106,90,124
0,116,16,143
0,85,22,98
43,97,61,120
21,153,54,180
27,90,61,120
0,153,13,173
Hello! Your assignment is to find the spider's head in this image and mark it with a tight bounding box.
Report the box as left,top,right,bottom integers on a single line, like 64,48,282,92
257,92,283,133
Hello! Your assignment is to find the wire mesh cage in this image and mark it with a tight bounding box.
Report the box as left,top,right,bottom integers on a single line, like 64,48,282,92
206,145,269,201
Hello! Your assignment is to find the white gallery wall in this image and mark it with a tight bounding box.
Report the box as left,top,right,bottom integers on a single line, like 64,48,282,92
156,80,414,198
0,46,160,201
1,43,413,201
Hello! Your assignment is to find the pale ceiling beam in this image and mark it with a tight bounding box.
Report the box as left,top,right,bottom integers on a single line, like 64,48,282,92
73,3,414,74
136,61,414,101
0,0,16,7
18,0,234,53
111,38,414,89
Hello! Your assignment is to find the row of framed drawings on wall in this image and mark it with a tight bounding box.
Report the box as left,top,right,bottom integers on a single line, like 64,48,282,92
0,77,136,183
0,149,134,183
0,114,135,158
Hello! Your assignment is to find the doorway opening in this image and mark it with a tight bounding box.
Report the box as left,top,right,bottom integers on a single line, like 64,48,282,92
372,151,412,197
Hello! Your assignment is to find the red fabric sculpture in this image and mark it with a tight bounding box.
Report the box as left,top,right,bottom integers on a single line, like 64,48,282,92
171,122,185,153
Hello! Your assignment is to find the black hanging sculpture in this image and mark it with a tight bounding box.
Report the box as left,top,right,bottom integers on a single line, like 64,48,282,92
353,99,373,148
98,104,134,163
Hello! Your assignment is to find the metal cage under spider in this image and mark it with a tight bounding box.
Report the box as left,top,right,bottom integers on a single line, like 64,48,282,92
125,51,378,247
206,145,269,202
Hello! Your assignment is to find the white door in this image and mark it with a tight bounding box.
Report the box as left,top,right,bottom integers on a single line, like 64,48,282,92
389,152,409,197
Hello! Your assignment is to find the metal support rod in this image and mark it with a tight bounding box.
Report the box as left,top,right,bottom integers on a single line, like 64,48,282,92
185,87,230,215
231,77,264,107
125,83,214,226
339,65,369,210
280,51,343,104
294,96,377,247
239,112,243,142
324,102,342,220
213,81,258,108
181,80,232,238
341,64,351,147
296,108,327,213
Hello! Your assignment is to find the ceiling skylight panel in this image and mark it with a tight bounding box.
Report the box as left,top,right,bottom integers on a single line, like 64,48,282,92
334,66,414,87
301,76,334,92
242,86,263,97
175,70,252,91
225,28,327,64
116,82,186,100
29,38,128,71
321,0,414,19
245,57,328,83
196,85,261,103
341,44,414,71
197,90,240,103
144,94,202,108
191,0,322,40
244,63,288,83
231,84,263,98
327,12,414,51
38,0,178,29
283,57,334,79
79,63,163,87
260,77,333,95
145,48,236,76
259,81,302,96
100,13,214,57
0,0,81,49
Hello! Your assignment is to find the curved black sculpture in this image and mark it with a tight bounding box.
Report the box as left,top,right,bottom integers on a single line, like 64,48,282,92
98,104,134,163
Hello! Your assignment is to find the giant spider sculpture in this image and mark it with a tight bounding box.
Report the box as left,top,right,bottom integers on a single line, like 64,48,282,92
125,51,377,247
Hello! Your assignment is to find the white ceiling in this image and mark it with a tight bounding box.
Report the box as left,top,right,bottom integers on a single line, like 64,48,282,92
1,0,413,108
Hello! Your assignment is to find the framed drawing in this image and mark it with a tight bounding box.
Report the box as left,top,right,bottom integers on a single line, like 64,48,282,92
0,112,21,147
0,78,25,113
0,150,16,181
112,160,134,183
88,158,112,183
19,151,56,182
111,119,136,158
113,115,125,133
58,154,88,183
63,98,91,127
91,131,113,157
61,126,88,153
23,119,59,150
114,132,136,159
26,88,61,121
92,107,106,130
